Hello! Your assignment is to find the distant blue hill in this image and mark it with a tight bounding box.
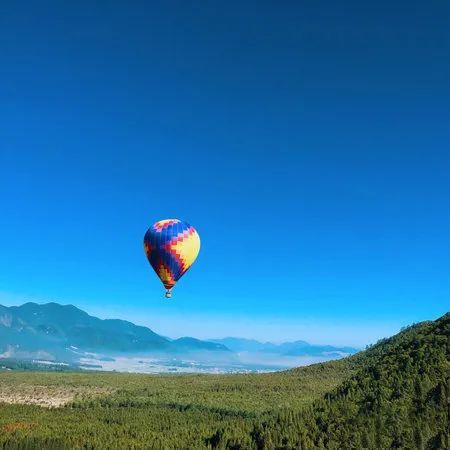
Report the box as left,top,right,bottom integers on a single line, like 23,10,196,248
0,302,229,361
172,337,230,352
0,303,357,371
209,337,358,357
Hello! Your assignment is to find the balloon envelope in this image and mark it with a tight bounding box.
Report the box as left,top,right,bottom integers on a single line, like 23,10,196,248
143,219,200,293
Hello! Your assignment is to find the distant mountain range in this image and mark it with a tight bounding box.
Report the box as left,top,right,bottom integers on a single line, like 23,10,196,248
209,337,357,357
0,302,358,371
0,302,228,362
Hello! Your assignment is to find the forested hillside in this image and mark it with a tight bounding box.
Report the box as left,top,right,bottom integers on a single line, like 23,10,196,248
0,313,448,449
251,312,449,449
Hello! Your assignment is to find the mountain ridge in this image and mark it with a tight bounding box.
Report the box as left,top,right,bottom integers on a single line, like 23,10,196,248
0,302,229,361
0,302,358,369
209,336,358,356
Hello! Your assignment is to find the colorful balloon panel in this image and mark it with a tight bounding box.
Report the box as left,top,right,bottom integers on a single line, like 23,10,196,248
143,219,200,291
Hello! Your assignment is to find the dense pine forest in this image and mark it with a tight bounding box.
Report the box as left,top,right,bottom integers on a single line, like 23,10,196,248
0,313,448,449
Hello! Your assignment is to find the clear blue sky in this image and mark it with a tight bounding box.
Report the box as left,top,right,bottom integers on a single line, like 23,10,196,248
0,1,449,346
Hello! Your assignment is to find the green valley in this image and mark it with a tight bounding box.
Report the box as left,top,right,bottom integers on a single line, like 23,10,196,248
0,313,448,449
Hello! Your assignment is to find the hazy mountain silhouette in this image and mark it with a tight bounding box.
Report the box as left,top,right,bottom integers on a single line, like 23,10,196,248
0,303,356,369
209,337,358,356
0,302,228,361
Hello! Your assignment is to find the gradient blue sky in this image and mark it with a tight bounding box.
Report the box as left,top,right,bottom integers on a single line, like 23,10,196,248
1,1,449,346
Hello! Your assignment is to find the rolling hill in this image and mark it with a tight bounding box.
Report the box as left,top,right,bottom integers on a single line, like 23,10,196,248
259,311,450,448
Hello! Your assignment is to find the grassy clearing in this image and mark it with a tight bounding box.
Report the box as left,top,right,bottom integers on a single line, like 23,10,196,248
0,359,350,412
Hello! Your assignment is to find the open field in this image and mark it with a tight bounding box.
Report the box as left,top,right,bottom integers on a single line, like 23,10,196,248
0,359,350,411
0,361,353,448
0,372,115,407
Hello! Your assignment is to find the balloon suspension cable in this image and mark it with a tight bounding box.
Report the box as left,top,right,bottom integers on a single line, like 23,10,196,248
165,290,172,299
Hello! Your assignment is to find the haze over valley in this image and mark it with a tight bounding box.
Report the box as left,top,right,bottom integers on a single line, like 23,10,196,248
0,302,358,373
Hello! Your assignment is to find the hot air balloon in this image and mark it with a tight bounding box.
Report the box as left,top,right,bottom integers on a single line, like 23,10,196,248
143,219,200,298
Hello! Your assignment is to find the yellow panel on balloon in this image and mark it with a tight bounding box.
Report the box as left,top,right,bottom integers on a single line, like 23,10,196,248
170,229,201,273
